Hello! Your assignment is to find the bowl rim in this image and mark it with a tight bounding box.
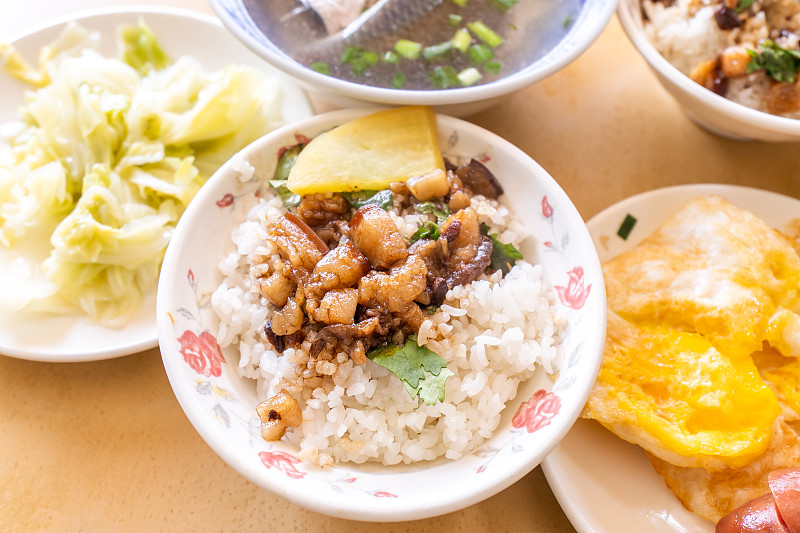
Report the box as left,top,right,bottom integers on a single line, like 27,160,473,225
209,0,618,105
157,108,606,521
2,4,225,43
616,0,800,135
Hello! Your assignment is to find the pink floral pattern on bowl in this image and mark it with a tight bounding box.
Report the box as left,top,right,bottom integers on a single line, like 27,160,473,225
157,109,606,521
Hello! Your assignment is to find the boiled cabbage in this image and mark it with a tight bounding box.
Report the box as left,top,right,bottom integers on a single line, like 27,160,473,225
0,21,285,325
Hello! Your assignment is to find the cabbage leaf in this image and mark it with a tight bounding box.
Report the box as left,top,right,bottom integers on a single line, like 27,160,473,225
0,22,284,324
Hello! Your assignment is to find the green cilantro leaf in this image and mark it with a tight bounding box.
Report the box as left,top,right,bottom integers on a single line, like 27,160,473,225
404,365,454,405
341,189,394,210
415,201,450,224
410,221,441,243
746,40,800,83
736,0,754,12
367,335,453,405
480,222,523,275
268,180,301,208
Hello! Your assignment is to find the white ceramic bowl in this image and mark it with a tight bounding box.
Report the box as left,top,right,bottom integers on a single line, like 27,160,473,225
208,0,617,116
157,109,606,521
617,0,800,141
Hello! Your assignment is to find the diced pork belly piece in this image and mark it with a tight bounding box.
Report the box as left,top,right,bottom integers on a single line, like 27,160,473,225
349,204,408,269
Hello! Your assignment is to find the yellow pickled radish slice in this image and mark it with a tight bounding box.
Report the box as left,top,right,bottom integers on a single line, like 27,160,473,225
287,106,445,195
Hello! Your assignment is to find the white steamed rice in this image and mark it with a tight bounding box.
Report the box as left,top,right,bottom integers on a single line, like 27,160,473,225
211,166,565,466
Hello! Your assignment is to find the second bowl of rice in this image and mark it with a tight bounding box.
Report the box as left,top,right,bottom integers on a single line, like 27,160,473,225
618,0,800,141
156,108,606,521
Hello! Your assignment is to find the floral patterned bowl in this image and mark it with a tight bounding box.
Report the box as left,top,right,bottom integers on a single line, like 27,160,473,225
157,109,606,521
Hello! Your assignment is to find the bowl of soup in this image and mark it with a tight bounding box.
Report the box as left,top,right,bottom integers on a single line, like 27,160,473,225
209,0,617,115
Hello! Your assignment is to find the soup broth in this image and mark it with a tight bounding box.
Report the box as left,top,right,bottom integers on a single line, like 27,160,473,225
242,0,584,90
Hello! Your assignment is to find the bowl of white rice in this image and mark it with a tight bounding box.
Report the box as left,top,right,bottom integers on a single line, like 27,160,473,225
618,0,800,141
156,108,606,521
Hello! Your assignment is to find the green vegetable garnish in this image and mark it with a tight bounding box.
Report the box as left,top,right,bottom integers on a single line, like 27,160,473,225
450,0,468,6
489,0,519,14
341,46,379,76
268,180,302,208
342,189,394,210
391,71,407,89
269,144,304,208
451,28,472,53
367,335,454,406
410,221,441,243
467,43,494,65
484,59,502,74
466,21,504,48
746,40,800,83
310,62,330,75
395,39,422,60
458,67,482,86
383,50,400,63
416,201,450,224
448,14,464,27
273,144,304,181
423,41,454,61
617,213,637,240
563,14,574,28
736,0,754,12
120,21,170,75
481,222,523,274
428,65,460,89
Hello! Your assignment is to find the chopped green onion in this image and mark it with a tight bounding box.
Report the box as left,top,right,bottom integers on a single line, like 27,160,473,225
395,39,422,60
467,43,494,64
736,0,754,12
448,13,463,26
458,67,482,86
488,0,518,13
617,214,637,240
450,0,468,6
451,28,472,53
428,65,460,89
341,46,361,63
310,62,330,75
563,14,574,28
391,71,407,89
383,50,399,63
341,46,379,76
484,59,502,74
466,21,504,47
423,41,453,60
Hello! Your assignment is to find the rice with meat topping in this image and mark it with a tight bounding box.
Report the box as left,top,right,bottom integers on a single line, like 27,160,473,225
211,170,564,466
642,0,800,117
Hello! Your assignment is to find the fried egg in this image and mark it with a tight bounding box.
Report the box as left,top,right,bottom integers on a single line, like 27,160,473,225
645,348,800,522
584,195,800,471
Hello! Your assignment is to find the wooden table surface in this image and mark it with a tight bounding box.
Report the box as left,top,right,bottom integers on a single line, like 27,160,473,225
2,0,798,531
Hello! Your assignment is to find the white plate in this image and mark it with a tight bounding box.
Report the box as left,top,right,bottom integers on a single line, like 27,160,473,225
541,184,800,533
0,7,313,362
